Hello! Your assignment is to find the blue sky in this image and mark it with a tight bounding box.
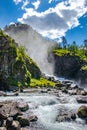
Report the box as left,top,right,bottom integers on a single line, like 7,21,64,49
0,0,87,45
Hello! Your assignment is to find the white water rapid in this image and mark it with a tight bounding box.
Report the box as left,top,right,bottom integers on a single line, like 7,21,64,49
0,89,87,130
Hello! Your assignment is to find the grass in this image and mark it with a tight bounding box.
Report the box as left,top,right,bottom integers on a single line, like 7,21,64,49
30,77,56,87
53,49,70,56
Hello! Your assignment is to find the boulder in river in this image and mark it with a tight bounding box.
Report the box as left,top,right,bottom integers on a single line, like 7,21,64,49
77,96,87,103
56,109,76,122
16,114,30,127
77,105,87,118
17,100,29,112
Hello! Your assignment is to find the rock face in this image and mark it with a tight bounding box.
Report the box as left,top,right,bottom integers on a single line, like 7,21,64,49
0,29,41,91
53,54,82,78
77,106,87,118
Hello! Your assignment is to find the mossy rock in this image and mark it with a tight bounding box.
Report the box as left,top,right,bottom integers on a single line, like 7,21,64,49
77,105,87,118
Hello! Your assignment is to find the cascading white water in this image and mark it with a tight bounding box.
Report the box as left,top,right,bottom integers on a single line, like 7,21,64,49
0,92,87,130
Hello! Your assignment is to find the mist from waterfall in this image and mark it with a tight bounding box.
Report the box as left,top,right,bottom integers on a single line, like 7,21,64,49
5,24,55,75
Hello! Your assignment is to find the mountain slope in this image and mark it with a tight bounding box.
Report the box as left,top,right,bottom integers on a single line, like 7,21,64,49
4,23,54,74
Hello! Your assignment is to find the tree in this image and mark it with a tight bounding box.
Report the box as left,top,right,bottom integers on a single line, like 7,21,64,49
62,36,67,48
83,39,87,49
68,41,78,54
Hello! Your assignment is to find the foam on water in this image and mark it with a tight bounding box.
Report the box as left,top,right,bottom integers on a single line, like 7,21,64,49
0,92,87,130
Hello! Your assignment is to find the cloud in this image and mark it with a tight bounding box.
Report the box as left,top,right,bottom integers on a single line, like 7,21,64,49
32,0,40,10
13,0,22,4
17,0,87,40
22,0,29,10
49,0,53,3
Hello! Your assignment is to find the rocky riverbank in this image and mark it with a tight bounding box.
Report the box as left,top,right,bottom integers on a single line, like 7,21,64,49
0,100,38,130
0,79,87,130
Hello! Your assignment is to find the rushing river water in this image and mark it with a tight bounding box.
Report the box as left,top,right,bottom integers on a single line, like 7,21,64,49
0,89,87,130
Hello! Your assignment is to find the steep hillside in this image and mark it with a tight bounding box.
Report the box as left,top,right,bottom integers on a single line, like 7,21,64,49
0,29,41,90
4,23,54,74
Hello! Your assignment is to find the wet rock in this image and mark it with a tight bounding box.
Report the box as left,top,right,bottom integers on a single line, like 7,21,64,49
0,91,6,96
29,115,38,122
0,127,7,130
17,100,29,112
77,106,87,118
40,90,48,93
77,96,87,103
6,92,19,96
21,128,29,130
0,119,3,127
7,121,21,130
70,83,78,89
6,117,13,128
76,89,87,95
62,80,73,87
0,101,21,119
16,115,29,127
62,88,68,94
68,90,77,95
56,109,76,122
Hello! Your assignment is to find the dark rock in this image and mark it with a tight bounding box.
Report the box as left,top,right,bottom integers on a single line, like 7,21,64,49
62,89,68,94
7,121,21,130
70,83,78,89
77,96,87,103
71,113,76,120
29,115,38,122
77,105,87,118
53,54,82,78
17,100,29,112
16,115,29,127
56,109,76,122
0,101,21,119
6,117,13,128
0,119,3,127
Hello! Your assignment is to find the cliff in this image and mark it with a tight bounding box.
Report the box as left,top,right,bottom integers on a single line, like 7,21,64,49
52,49,87,84
0,29,41,90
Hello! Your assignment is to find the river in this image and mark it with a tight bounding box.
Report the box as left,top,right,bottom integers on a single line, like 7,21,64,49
0,88,87,130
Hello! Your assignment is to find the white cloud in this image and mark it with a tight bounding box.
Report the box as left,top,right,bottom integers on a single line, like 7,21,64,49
49,0,53,3
13,0,22,4
22,0,29,10
32,0,40,10
18,0,87,40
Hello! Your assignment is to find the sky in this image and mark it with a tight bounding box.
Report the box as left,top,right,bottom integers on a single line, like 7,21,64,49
0,0,87,45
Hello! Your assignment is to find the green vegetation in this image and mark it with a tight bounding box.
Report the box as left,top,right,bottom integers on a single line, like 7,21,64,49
81,65,87,71
53,49,70,56
30,77,56,87
0,29,41,90
52,41,87,63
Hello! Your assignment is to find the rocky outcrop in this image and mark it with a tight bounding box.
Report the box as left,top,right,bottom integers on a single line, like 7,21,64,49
0,29,41,91
53,53,82,78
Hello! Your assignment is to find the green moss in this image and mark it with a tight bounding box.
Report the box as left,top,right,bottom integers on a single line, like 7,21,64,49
0,30,41,90
53,49,70,56
81,65,87,71
30,77,56,87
